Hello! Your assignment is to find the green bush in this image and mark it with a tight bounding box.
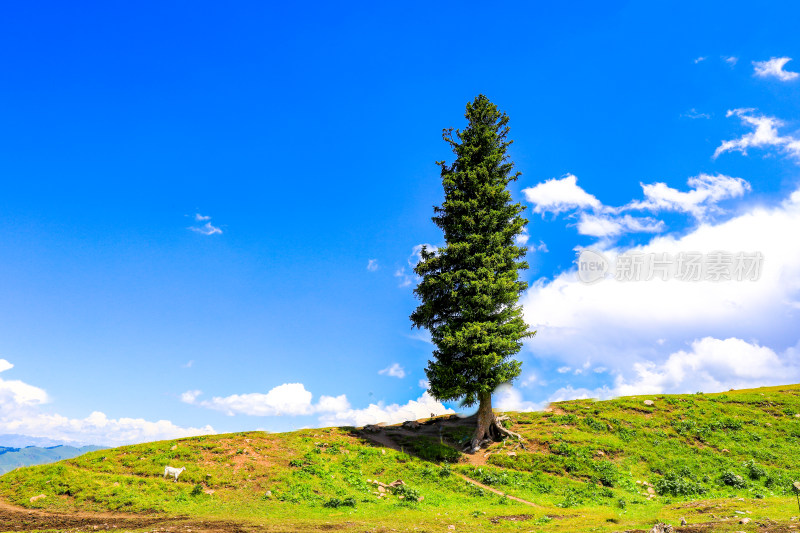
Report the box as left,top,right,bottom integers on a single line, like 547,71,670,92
654,471,708,496
719,471,747,488
584,416,607,432
392,484,421,504
744,460,767,480
322,496,356,508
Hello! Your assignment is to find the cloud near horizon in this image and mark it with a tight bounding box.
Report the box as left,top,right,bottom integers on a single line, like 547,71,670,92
0,360,214,445
182,382,455,427
519,187,800,397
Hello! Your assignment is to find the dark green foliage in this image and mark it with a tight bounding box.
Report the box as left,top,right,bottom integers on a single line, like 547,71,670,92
653,471,708,496
410,95,534,407
551,414,578,425
190,484,203,496
584,416,607,432
744,459,767,480
406,437,460,463
392,484,421,504
322,496,356,508
591,460,619,487
719,471,747,488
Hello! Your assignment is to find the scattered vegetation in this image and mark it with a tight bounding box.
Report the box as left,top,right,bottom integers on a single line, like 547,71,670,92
3,384,800,531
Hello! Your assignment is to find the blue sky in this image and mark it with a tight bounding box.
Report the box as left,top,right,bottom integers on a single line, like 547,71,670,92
1,1,799,445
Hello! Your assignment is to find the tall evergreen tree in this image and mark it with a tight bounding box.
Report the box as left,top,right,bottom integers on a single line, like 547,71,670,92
411,95,534,452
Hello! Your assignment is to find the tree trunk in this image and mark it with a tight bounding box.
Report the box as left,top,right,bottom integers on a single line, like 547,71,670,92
468,391,526,453
470,392,495,452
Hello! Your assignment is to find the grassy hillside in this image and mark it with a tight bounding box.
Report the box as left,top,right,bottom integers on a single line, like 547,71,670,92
0,445,104,475
3,384,800,532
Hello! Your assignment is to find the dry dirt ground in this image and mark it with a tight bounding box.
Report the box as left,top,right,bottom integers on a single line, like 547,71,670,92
0,499,250,533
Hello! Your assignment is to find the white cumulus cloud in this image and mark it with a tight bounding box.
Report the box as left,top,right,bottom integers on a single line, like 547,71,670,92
0,361,213,445
715,109,800,160
521,188,800,390
522,174,602,214
624,174,751,219
0,360,48,410
612,337,799,396
378,363,406,379
753,57,799,81
577,213,665,238
494,384,543,412
318,392,454,427
182,383,350,416
190,222,223,236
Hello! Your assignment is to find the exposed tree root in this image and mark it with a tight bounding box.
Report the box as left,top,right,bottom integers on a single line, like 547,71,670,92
467,413,525,453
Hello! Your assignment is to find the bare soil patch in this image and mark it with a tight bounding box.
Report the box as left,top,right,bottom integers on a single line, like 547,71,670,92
0,499,249,532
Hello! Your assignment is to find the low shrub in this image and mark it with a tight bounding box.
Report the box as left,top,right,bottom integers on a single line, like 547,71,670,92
323,496,356,508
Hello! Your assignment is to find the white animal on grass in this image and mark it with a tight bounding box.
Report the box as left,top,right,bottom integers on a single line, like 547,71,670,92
163,466,185,482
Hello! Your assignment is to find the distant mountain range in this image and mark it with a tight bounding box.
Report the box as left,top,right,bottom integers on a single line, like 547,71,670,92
0,433,101,448
0,437,105,475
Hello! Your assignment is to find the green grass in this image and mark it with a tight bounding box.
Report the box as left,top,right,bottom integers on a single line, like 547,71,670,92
3,384,800,531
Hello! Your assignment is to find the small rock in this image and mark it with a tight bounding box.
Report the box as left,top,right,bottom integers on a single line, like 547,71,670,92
507,451,517,457
447,526,455,531
402,420,421,430
680,517,687,526
29,494,46,503
722,448,730,453
647,487,656,495
170,445,177,451
264,490,271,497
418,495,424,502
203,489,215,495
793,481,800,493
644,400,655,407
739,517,751,524
389,479,405,487
765,423,772,427
378,486,385,493
649,523,673,533
363,424,382,433
596,450,605,456
795,414,800,418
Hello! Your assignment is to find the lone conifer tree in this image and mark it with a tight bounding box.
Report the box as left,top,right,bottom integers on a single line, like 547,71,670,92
411,95,534,452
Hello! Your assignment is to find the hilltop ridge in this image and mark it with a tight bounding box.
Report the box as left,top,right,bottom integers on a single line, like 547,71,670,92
2,384,800,532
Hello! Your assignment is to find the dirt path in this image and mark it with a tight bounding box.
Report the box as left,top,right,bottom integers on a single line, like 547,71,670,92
357,424,541,508
451,473,540,507
0,498,249,532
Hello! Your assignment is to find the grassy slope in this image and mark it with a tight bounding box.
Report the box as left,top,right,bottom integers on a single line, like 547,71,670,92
3,384,800,532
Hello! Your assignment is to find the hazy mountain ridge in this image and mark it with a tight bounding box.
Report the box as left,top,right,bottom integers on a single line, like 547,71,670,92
0,445,105,475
